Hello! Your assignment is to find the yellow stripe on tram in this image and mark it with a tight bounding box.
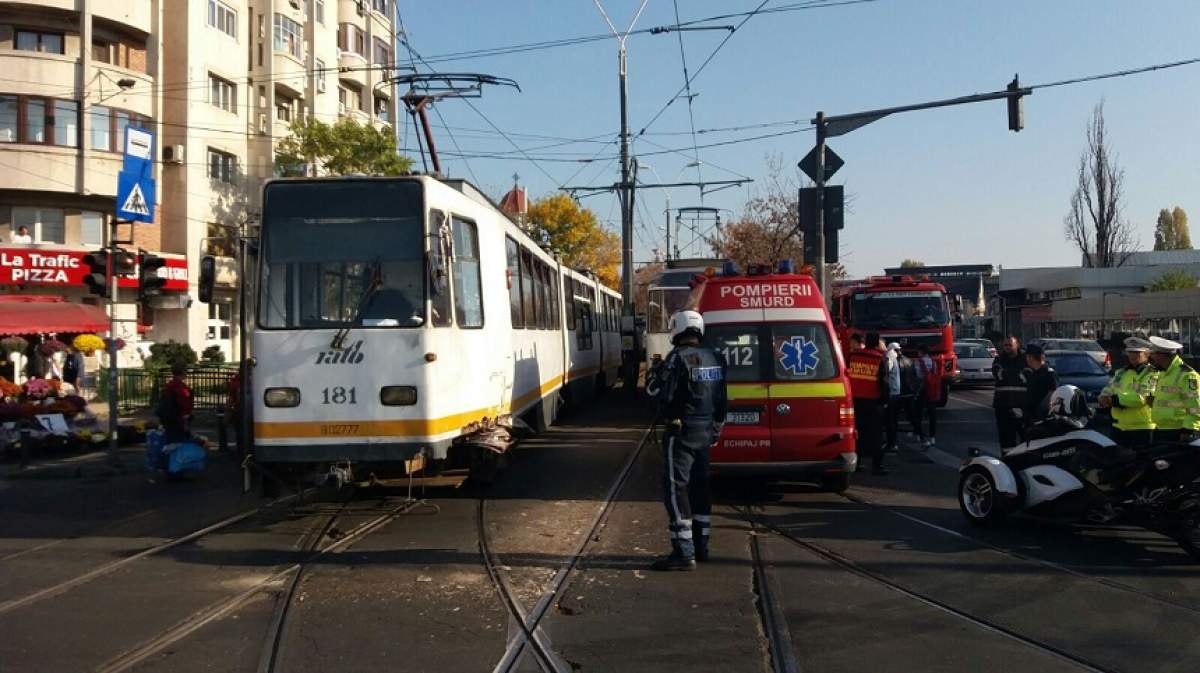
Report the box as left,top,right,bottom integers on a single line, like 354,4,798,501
726,381,846,400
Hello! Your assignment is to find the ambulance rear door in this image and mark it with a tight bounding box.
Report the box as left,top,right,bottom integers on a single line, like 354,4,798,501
706,322,771,463
766,322,849,462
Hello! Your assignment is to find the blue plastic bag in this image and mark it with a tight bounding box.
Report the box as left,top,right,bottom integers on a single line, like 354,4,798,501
167,442,207,476
145,430,166,471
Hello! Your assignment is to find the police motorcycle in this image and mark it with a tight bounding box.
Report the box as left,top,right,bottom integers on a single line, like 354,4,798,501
958,385,1200,558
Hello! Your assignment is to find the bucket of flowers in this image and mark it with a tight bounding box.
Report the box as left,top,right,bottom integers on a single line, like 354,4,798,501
72,334,106,355
38,338,68,357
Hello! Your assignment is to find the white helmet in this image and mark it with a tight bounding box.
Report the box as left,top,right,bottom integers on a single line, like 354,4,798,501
669,310,704,343
1047,384,1089,422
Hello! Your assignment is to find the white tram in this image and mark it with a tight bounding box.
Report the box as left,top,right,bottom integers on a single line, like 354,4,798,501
643,258,727,370
251,176,622,481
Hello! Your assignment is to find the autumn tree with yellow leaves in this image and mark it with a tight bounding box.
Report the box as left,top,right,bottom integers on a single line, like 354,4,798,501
526,194,621,290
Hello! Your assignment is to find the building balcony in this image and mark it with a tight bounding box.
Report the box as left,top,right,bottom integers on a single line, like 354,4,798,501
0,51,78,98
91,0,153,35
338,0,368,29
0,144,128,198
272,52,308,99
337,51,368,88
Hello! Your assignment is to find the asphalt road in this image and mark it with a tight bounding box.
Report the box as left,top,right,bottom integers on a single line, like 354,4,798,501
2,385,1198,673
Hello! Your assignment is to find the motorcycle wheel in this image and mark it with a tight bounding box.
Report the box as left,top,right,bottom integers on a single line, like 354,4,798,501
959,466,1008,526
1176,516,1200,561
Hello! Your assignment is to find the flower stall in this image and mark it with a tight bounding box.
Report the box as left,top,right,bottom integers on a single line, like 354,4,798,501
0,375,106,459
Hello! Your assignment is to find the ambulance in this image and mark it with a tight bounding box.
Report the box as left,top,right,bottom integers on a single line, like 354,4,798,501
691,261,857,491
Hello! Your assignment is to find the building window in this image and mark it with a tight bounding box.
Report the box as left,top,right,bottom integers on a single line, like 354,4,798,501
337,24,367,58
15,30,64,54
372,0,388,13
92,41,112,63
80,211,104,246
315,59,326,93
355,30,365,58
209,74,237,113
315,0,325,24
85,105,149,152
5,96,79,147
452,217,483,328
338,85,361,114
207,148,236,183
273,14,302,59
275,94,292,122
373,37,391,66
12,207,65,244
374,96,388,121
0,95,15,142
208,0,237,39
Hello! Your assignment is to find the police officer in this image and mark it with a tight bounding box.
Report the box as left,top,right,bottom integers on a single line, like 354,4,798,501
1147,336,1200,443
992,336,1027,449
652,310,727,571
847,331,889,475
1099,337,1158,447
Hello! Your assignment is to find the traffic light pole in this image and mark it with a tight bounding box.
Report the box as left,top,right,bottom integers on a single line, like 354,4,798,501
106,223,120,466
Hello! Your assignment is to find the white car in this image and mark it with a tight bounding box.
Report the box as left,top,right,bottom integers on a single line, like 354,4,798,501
953,343,994,385
957,338,997,357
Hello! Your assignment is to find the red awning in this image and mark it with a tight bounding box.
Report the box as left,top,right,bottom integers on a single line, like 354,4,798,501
0,296,110,335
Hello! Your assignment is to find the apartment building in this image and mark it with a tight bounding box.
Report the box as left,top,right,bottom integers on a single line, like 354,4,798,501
0,0,398,362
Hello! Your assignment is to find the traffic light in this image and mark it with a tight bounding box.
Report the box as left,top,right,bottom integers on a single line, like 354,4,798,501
113,248,137,276
138,252,168,303
197,255,216,304
1007,74,1024,132
83,250,109,297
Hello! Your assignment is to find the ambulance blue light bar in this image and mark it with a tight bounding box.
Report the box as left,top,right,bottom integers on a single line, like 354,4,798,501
721,261,739,276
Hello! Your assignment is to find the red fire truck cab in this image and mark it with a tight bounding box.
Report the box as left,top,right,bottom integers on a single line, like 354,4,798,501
691,261,857,491
831,275,957,405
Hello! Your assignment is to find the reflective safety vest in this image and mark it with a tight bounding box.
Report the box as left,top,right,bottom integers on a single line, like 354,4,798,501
1102,364,1158,431
847,349,884,401
1151,356,1200,431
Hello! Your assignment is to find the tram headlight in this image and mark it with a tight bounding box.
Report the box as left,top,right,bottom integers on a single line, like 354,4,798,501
264,387,301,408
380,385,418,406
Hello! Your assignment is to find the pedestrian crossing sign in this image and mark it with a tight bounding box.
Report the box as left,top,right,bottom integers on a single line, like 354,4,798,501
116,170,156,222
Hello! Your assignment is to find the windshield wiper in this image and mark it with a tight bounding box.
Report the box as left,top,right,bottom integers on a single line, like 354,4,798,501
330,259,382,350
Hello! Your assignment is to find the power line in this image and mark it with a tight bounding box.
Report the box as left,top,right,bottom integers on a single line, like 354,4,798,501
1030,56,1200,90
636,0,773,138
670,0,704,192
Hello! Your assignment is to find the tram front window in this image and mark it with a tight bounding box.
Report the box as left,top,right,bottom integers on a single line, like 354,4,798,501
647,288,691,333
257,180,426,329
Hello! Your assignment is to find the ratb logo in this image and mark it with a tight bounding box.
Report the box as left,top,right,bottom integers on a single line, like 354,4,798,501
315,340,366,365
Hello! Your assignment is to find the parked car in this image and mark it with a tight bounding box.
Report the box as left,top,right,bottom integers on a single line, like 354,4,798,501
952,343,995,386
957,337,997,357
1029,338,1110,370
1044,351,1111,409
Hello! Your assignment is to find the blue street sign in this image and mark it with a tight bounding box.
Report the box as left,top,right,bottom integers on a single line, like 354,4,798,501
122,126,154,178
117,126,155,221
117,170,156,222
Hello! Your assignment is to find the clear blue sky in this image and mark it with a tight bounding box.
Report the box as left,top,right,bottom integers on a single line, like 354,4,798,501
400,0,1200,277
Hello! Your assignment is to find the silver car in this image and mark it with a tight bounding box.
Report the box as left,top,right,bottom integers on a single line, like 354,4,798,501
953,343,994,386
1028,338,1110,370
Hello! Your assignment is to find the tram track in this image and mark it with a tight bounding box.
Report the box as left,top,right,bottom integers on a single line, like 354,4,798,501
746,517,800,673
481,423,653,673
0,487,319,618
93,492,430,673
738,504,1120,673
841,485,1200,616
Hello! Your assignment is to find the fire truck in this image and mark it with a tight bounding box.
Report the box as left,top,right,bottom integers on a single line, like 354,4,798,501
688,261,858,492
831,275,958,406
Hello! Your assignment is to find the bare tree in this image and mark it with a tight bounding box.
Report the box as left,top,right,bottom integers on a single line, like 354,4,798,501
1063,101,1137,267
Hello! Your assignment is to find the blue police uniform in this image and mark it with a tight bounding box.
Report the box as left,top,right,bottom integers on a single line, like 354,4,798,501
654,342,727,566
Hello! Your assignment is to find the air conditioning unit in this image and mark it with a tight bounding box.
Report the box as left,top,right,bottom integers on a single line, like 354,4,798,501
258,113,267,134
162,144,185,164
338,102,346,115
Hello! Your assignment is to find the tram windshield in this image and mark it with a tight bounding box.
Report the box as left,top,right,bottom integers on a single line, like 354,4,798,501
257,180,426,329
647,287,691,333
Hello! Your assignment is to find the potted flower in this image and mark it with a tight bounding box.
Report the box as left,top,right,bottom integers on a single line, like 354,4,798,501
38,338,68,357
73,334,106,355
1,336,28,356
23,378,53,402
0,377,20,402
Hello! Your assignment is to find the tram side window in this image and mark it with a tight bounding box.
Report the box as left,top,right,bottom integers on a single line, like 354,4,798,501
430,211,453,327
532,259,545,329
590,288,598,333
549,270,560,329
506,237,523,328
537,263,550,330
451,216,483,328
520,248,535,329
576,301,593,350
565,279,576,331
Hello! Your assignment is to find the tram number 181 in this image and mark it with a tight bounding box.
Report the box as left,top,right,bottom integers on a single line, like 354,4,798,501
321,387,357,405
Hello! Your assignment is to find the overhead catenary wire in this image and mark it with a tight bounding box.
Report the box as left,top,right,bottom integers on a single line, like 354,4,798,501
670,0,705,194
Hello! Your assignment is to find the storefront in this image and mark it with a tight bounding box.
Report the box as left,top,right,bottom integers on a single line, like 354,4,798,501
0,243,189,379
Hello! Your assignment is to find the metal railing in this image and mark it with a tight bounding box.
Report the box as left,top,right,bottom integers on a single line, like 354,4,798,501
95,365,237,412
